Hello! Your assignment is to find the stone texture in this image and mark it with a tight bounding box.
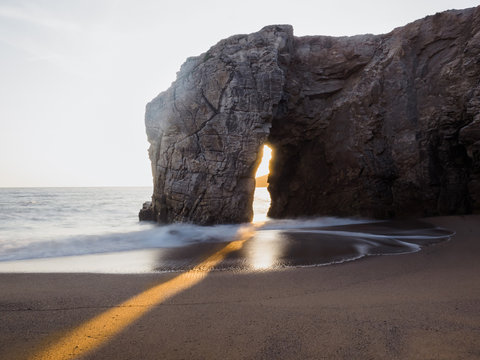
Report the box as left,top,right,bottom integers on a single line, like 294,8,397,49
139,201,155,221
143,26,292,224
142,6,480,224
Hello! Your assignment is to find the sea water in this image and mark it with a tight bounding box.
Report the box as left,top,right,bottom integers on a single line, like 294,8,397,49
0,187,454,272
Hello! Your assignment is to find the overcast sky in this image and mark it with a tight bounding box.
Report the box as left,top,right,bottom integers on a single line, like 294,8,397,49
0,0,478,187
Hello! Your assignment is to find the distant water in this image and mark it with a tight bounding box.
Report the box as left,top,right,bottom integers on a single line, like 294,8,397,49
0,187,454,273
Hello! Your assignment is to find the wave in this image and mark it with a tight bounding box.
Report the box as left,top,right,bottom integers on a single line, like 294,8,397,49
258,216,373,230
0,223,245,261
0,216,455,273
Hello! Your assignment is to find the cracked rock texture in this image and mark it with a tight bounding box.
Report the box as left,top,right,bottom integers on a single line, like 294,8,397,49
142,6,480,224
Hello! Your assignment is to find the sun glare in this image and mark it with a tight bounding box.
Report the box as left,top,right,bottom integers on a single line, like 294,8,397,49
253,144,272,222
255,145,272,178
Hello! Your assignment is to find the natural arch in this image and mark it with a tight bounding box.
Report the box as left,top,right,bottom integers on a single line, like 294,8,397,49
141,9,480,225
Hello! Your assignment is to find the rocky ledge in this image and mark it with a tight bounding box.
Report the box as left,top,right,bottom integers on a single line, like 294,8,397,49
141,6,480,224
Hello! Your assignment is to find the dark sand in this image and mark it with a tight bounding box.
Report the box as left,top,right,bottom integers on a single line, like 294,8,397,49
0,215,479,359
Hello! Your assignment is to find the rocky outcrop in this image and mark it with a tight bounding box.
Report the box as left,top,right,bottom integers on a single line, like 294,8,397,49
255,174,269,188
143,26,290,224
142,6,480,224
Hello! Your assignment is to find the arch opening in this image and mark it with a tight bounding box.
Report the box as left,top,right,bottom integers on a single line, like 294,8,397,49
253,144,273,223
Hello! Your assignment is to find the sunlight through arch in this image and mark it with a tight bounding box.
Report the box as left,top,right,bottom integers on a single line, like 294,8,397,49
253,144,273,223
255,144,272,178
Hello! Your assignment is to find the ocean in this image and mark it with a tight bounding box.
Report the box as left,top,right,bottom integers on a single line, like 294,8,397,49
0,187,454,273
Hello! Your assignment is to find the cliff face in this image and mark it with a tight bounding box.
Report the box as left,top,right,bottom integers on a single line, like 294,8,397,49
142,6,480,224
142,26,291,224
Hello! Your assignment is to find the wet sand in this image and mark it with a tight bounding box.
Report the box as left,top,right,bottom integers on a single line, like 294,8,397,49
0,218,454,274
1,215,479,359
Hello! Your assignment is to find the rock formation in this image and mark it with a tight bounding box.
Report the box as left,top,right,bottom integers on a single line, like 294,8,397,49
255,174,269,188
141,6,480,224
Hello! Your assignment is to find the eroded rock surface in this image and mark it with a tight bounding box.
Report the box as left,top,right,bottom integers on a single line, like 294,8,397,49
144,26,291,224
143,6,480,224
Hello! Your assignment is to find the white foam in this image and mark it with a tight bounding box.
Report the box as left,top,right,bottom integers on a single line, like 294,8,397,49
258,217,374,231
0,223,244,261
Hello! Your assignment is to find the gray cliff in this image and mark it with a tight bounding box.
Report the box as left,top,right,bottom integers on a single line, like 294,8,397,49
141,6,480,224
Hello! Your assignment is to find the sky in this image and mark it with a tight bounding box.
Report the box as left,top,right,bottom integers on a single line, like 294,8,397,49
256,145,272,178
0,0,478,187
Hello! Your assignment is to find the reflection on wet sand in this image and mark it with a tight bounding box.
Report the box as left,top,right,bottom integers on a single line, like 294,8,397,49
154,220,454,272
245,230,285,270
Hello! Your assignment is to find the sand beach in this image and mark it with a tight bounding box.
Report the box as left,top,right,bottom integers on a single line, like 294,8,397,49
0,215,479,359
